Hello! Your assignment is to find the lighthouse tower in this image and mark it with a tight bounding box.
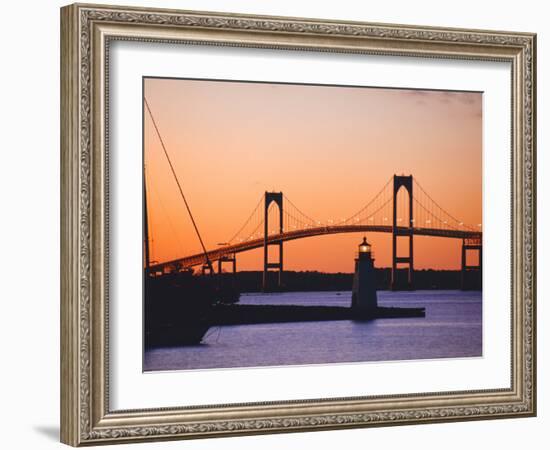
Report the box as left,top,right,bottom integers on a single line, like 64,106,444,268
351,237,378,312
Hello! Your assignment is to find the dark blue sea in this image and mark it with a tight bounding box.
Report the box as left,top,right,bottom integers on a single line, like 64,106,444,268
144,290,482,371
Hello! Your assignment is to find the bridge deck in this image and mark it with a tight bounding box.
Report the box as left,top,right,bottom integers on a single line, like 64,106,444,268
149,225,481,272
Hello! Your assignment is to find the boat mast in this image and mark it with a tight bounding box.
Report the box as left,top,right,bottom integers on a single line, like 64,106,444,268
144,97,214,274
143,163,151,275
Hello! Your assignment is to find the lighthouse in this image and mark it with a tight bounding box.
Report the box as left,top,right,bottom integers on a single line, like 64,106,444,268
351,236,378,312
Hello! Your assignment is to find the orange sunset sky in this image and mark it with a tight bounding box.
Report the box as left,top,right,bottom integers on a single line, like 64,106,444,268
144,78,482,273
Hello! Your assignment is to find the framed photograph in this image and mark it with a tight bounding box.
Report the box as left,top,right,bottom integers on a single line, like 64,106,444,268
60,3,536,446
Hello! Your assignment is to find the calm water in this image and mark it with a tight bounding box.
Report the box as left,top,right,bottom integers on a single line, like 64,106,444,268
144,290,482,371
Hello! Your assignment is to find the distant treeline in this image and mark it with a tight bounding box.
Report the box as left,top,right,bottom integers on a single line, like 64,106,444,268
218,269,476,293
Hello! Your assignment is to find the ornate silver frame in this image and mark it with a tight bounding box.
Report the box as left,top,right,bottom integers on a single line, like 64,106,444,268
60,3,536,446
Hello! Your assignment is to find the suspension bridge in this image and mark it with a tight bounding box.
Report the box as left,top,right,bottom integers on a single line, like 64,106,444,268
143,98,481,291
147,174,482,290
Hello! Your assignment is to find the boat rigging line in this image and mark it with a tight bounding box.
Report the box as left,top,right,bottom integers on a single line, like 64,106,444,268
144,97,214,273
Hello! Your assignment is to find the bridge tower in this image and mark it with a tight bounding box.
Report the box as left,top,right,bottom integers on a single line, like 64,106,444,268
263,192,283,291
201,264,214,276
461,238,482,290
391,175,414,290
218,253,237,274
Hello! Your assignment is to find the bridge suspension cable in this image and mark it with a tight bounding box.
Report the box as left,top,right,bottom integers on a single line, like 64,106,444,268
339,176,393,225
229,202,282,243
412,178,477,231
283,194,321,229
226,195,264,244
226,192,327,244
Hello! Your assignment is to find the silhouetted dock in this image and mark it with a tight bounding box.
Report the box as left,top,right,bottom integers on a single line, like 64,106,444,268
210,304,425,326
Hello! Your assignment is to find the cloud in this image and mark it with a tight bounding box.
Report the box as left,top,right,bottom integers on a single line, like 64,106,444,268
402,89,481,116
